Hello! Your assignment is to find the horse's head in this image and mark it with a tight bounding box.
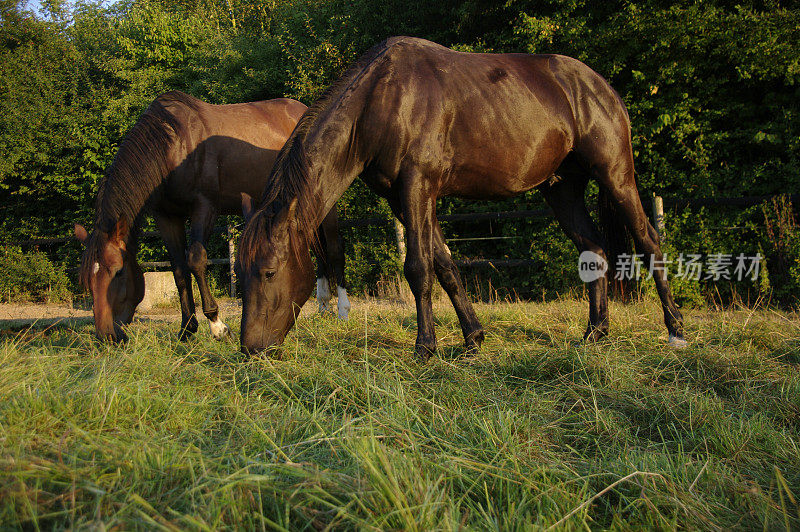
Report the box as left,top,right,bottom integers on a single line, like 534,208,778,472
237,194,315,355
74,218,145,342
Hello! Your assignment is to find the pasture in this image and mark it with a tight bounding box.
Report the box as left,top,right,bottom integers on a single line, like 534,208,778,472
1,297,799,529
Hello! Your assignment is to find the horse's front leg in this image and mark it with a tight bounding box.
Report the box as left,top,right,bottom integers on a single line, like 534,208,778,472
187,198,230,340
431,222,485,353
399,172,438,361
155,214,198,340
388,195,483,354
319,206,350,319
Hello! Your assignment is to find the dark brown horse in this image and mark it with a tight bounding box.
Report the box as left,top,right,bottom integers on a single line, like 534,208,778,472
237,37,686,357
75,91,349,342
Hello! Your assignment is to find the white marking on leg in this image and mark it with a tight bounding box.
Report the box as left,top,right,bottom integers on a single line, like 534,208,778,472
209,317,230,340
93,262,100,275
337,286,351,320
317,277,332,313
668,333,688,348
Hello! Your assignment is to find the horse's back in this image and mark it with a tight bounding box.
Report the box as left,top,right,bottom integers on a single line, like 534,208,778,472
149,94,306,213
379,38,626,134
359,38,632,196
359,40,576,195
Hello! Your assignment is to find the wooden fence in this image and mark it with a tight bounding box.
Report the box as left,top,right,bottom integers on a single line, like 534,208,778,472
7,193,797,297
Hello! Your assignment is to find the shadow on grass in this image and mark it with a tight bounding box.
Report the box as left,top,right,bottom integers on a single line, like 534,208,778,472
0,316,93,334
770,339,800,365
489,321,566,346
0,319,95,354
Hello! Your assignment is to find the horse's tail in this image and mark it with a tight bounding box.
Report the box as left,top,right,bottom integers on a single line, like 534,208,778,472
597,185,633,300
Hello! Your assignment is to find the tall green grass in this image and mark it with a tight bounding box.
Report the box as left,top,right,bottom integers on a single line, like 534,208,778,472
1,299,799,529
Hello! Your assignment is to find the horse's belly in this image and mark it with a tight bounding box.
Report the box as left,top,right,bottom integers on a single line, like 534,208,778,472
443,166,549,199
443,133,571,198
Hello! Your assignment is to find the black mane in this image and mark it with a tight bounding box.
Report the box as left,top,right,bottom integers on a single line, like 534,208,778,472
80,91,198,286
239,38,400,267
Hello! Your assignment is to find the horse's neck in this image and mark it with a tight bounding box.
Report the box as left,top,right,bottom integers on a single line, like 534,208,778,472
98,139,178,236
305,119,366,227
99,110,189,235
126,218,143,256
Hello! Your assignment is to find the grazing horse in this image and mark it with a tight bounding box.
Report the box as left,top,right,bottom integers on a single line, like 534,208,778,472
75,91,350,343
236,37,686,357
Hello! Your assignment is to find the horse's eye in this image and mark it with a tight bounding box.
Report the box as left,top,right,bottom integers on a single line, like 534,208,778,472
263,270,276,280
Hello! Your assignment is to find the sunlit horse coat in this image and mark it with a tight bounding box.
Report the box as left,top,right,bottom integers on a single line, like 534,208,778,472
237,37,685,356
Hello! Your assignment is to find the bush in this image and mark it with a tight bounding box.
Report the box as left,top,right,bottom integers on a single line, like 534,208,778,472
0,247,73,304
762,196,800,307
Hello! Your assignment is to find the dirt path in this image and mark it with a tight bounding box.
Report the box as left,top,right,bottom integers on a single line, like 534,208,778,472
0,302,94,330
0,297,360,330
0,300,240,330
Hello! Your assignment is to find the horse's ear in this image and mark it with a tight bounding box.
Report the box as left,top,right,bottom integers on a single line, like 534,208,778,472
241,193,254,222
110,217,129,250
74,224,89,243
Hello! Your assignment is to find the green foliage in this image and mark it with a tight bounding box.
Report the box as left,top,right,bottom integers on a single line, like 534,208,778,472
0,246,72,303
1,0,797,304
762,196,800,305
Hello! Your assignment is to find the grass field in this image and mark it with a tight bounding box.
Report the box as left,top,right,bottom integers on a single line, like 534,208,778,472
1,297,799,530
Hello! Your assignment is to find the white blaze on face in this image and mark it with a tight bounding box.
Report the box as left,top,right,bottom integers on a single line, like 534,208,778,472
317,277,332,313
93,262,101,275
337,286,351,320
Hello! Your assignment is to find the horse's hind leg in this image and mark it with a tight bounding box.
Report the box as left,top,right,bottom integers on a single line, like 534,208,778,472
540,174,610,341
155,214,198,340
594,162,685,345
319,207,350,319
187,198,229,340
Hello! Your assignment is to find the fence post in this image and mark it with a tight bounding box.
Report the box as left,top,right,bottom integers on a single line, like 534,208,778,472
227,224,236,298
393,218,406,264
652,195,665,242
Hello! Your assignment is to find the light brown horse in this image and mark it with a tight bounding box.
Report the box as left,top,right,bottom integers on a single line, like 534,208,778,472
236,37,686,357
75,91,349,342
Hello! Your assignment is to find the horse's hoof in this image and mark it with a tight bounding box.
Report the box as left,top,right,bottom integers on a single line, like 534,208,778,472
179,320,199,341
583,327,609,343
465,329,485,353
415,344,436,363
668,334,688,348
209,318,230,340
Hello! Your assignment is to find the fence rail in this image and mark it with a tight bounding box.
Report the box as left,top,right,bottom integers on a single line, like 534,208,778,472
10,193,796,248
6,193,797,296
